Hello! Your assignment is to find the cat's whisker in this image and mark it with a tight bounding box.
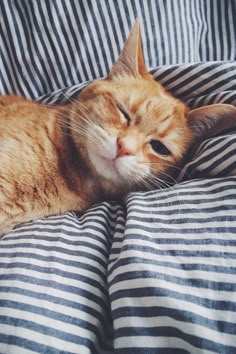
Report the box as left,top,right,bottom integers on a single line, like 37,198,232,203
55,109,98,142
38,93,120,134
55,98,93,131
70,109,95,130
74,100,106,130
154,170,177,186
38,107,93,153
139,178,152,192
140,160,191,182
56,118,94,144
144,173,180,216
138,171,162,191
140,161,181,171
55,115,81,134
59,116,90,138
140,163,178,186
150,177,178,207
160,161,192,181
37,107,78,138
66,96,94,117
73,109,105,133
137,160,176,188
150,171,182,211
37,102,60,109
143,171,171,190
63,94,99,130
55,109,82,129
149,173,174,190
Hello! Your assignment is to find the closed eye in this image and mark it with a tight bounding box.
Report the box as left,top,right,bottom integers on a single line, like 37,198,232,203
117,106,131,124
150,140,171,156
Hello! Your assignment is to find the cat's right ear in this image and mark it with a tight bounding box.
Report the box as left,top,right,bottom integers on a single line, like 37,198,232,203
108,19,148,79
187,104,236,141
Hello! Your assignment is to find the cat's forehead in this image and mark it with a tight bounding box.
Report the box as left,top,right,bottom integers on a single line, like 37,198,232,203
127,93,186,132
111,80,184,119
130,95,176,117
81,78,187,125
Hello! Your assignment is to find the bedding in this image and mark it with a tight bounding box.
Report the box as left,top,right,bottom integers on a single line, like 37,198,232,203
0,1,236,353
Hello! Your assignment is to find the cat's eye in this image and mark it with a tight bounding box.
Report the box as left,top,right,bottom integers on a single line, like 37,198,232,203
150,140,171,156
118,106,131,124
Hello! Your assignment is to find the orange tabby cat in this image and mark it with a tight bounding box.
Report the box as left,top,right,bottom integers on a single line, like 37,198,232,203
0,21,236,235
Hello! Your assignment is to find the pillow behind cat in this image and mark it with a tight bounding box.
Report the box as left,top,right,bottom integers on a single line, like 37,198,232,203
0,20,235,235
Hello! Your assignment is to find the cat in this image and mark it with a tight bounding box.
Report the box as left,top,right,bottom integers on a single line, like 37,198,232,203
0,20,235,236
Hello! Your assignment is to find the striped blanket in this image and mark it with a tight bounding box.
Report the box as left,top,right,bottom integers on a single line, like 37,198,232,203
0,1,236,353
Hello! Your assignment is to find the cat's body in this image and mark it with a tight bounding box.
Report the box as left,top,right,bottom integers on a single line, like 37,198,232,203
0,79,186,233
0,96,87,232
0,21,236,235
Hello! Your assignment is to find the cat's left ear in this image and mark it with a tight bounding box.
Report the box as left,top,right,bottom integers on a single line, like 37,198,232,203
187,104,236,141
108,19,148,79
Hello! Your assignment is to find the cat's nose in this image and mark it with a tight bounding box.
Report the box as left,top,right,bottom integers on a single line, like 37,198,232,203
117,137,136,158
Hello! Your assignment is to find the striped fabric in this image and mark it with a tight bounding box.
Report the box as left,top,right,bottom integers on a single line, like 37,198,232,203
0,1,236,353
110,176,236,354
1,0,236,98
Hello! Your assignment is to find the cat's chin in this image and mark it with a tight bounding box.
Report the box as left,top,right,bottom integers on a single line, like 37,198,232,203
89,152,137,186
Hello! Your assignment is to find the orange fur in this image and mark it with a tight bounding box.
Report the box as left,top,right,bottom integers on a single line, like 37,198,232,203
0,20,235,235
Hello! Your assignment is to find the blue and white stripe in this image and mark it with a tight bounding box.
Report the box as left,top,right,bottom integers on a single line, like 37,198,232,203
109,177,236,353
0,0,235,98
0,205,124,354
0,0,236,353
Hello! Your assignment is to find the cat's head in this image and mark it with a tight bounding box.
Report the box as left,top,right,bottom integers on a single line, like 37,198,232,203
70,20,236,192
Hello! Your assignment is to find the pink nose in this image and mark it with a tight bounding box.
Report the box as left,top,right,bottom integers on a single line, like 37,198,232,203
117,137,136,158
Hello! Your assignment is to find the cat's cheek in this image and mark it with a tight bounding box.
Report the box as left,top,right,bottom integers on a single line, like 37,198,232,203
86,125,118,161
87,149,120,182
115,156,141,181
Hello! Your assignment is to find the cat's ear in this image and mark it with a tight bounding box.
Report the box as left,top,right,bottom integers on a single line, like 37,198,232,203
187,104,236,141
108,19,148,79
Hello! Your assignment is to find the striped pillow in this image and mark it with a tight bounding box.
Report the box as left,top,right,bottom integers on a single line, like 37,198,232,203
179,134,236,181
